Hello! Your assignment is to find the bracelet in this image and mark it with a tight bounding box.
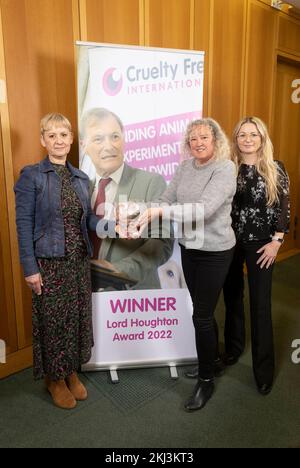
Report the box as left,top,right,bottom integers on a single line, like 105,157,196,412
272,236,284,244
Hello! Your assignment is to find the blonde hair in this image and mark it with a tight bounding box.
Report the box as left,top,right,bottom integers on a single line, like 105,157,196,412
40,113,72,135
232,117,280,206
182,118,231,162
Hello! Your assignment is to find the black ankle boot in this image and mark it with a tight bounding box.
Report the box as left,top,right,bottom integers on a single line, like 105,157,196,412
185,358,225,379
184,378,214,412
184,367,198,379
214,358,226,377
222,353,240,366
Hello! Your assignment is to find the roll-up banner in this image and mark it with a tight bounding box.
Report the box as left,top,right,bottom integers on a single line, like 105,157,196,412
77,42,204,371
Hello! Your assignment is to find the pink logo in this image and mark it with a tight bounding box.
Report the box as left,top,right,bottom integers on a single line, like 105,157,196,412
103,68,123,96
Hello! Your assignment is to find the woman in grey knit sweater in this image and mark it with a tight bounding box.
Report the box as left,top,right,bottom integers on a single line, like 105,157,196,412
137,118,236,411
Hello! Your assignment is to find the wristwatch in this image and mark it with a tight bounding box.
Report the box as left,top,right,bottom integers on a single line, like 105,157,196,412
272,236,284,244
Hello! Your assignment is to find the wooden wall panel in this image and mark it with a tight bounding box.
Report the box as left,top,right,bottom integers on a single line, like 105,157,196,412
0,0,80,352
209,0,246,135
0,0,300,378
146,0,192,49
83,0,142,45
278,15,300,56
0,123,17,355
1,0,78,175
194,0,212,118
244,0,277,126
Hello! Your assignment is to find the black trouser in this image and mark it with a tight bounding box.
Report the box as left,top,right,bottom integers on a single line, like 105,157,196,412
223,240,275,386
181,246,234,380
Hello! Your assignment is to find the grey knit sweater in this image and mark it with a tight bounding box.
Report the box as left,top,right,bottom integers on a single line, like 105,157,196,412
159,157,237,251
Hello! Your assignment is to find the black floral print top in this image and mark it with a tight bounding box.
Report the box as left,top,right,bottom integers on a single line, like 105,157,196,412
232,161,290,241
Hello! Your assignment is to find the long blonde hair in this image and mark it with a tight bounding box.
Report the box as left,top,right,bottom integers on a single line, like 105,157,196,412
182,118,231,162
232,116,281,206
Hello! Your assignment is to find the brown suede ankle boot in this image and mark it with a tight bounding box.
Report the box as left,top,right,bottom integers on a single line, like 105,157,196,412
45,378,77,409
65,372,88,401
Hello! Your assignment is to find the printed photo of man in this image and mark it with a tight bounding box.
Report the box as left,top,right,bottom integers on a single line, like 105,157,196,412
80,108,174,290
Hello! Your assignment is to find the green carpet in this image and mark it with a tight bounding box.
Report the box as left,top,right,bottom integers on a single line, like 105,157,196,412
85,367,179,415
0,255,299,448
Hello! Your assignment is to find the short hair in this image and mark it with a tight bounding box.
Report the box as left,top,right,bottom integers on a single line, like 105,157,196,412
80,108,124,140
181,117,230,161
40,113,72,135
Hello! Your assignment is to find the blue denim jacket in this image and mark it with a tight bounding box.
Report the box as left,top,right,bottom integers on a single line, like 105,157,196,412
15,157,102,277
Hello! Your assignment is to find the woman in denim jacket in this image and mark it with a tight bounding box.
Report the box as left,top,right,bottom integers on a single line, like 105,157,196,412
14,113,109,410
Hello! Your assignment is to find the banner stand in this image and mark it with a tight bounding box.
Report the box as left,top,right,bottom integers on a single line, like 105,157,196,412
110,369,119,384
107,364,179,384
77,42,204,374
169,365,179,380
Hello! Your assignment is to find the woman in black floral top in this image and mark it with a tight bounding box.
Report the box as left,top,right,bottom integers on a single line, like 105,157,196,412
223,116,290,396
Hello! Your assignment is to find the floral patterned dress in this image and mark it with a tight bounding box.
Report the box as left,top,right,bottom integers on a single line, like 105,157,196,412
32,164,94,381
231,161,290,242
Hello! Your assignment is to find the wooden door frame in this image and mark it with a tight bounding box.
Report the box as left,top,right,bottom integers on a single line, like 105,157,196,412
272,51,300,257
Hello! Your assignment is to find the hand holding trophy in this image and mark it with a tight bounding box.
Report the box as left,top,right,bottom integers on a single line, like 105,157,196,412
115,201,141,239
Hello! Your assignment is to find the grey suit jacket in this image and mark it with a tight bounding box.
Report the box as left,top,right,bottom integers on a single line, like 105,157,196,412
92,164,174,289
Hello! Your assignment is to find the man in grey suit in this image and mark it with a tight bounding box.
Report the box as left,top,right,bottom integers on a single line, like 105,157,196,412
80,108,174,290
